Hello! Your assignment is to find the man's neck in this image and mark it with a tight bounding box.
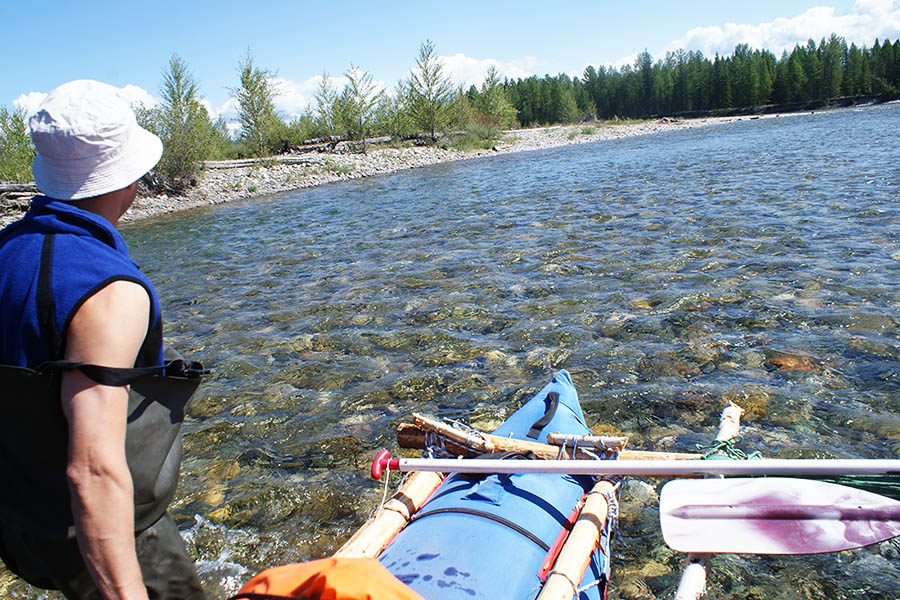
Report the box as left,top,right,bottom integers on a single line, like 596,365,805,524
64,184,136,227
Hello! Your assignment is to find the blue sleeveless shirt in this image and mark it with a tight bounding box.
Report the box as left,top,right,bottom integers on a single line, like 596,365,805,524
0,198,198,539
0,197,164,367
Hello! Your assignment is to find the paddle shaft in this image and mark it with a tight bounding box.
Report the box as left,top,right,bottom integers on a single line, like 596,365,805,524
373,454,900,479
672,504,900,521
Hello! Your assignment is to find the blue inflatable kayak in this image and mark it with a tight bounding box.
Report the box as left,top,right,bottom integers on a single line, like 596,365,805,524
378,371,612,599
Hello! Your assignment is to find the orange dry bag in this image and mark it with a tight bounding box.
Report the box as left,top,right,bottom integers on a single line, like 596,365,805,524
229,557,424,600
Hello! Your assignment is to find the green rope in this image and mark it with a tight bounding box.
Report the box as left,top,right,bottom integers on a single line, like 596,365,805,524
693,438,900,501
813,474,900,502
695,436,762,461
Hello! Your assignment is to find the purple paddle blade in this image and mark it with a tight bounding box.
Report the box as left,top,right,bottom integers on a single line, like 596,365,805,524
660,477,900,555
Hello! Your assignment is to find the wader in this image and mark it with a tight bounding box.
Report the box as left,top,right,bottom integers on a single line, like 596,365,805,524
0,354,207,600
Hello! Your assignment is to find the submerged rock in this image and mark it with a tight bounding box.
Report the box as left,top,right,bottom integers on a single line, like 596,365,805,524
764,350,824,372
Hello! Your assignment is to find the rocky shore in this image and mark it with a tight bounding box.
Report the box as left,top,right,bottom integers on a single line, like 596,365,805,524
1,114,776,228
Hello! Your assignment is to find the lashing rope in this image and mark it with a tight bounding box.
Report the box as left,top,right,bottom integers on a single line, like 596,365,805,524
693,436,900,501
447,418,491,451
696,435,762,460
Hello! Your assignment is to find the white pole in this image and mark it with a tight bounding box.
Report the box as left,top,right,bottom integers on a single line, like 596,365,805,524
674,401,743,600
387,457,900,477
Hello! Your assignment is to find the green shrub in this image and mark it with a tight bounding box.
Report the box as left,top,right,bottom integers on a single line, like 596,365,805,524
207,117,238,160
322,160,352,175
333,66,382,141
0,106,35,182
374,90,415,138
137,56,238,182
284,113,329,145
475,66,518,129
442,124,499,151
155,56,215,186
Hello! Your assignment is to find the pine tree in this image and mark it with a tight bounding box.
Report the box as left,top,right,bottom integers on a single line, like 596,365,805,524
334,65,383,141
772,52,791,103
636,51,653,115
154,55,214,186
314,71,338,135
476,65,518,128
822,34,845,99
712,54,732,108
802,39,822,101
407,40,454,142
235,51,280,156
788,49,808,101
843,44,863,96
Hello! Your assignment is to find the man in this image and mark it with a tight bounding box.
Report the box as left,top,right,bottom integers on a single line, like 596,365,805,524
0,80,206,599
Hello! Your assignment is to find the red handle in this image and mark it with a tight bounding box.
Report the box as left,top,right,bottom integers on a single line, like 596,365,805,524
371,449,393,480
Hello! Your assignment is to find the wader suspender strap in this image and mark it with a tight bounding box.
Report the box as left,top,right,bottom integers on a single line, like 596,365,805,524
527,391,559,439
31,231,207,384
36,359,208,385
37,234,63,360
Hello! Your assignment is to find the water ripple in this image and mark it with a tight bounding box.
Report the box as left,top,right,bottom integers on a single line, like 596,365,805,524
116,103,900,598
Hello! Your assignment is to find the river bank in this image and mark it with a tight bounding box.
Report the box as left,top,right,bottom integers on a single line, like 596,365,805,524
0,113,780,228
125,113,784,223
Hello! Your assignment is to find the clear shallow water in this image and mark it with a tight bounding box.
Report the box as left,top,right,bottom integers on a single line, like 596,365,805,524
6,104,900,599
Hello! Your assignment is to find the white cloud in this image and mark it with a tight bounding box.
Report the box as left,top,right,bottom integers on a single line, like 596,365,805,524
198,97,215,117
438,54,547,88
665,0,900,60
213,96,240,122
12,92,47,118
118,84,158,110
608,53,641,71
269,75,327,120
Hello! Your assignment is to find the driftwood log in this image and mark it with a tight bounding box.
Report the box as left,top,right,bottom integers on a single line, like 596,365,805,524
1,182,37,200
398,417,700,461
138,171,183,195
1,182,37,219
204,156,319,170
209,131,465,168
0,182,37,194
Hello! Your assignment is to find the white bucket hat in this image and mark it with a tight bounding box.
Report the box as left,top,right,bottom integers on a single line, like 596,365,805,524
29,79,163,200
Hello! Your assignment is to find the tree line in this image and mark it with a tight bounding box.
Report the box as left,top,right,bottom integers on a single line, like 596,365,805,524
1,35,897,188
508,35,900,126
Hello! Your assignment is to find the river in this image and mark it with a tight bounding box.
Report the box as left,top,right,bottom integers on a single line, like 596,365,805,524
8,103,900,599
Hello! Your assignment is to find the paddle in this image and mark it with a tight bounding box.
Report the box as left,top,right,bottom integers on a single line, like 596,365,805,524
660,477,900,554
369,450,900,479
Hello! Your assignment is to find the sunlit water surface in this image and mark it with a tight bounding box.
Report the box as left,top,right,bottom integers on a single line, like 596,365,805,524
8,103,900,599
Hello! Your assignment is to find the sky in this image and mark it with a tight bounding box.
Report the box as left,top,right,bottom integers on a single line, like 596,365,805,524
3,0,899,127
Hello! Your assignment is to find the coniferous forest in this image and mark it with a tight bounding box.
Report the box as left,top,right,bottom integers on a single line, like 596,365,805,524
506,35,900,126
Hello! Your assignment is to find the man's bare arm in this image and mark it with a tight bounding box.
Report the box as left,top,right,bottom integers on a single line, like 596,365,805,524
60,280,151,600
